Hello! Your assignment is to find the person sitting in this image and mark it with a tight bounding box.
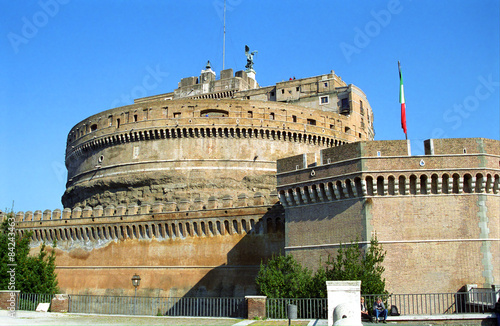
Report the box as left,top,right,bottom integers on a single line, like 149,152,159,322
372,297,388,323
360,297,373,322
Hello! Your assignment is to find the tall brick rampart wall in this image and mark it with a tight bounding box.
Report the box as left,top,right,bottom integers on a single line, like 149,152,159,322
277,138,500,294
7,195,285,296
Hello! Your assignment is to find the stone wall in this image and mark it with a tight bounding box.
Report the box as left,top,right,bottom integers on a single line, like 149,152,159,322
278,138,500,294
63,98,370,209
13,195,285,296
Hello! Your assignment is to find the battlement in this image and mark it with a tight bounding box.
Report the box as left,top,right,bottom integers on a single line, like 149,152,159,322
5,192,284,248
6,192,278,223
277,138,500,173
276,138,500,207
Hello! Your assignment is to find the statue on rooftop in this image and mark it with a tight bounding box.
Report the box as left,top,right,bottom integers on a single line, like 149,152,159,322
245,45,258,71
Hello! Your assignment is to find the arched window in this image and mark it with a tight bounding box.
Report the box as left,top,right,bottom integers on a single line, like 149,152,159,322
431,174,439,194
336,181,345,199
216,221,222,235
354,178,363,197
366,176,374,196
398,176,406,195
178,223,184,237
345,179,355,197
376,176,384,196
475,173,484,193
409,175,417,195
442,174,450,194
388,176,395,195
463,174,472,193
485,174,493,193
452,174,460,193
420,175,428,195
200,222,207,236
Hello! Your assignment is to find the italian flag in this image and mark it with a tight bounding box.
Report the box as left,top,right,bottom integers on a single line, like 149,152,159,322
398,61,407,135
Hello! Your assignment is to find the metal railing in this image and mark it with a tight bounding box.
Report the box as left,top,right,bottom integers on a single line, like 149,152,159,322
266,298,327,319
363,291,498,316
468,288,497,307
18,293,54,311
68,294,246,317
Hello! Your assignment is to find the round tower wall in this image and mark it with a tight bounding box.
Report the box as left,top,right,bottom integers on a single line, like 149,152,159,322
64,99,373,208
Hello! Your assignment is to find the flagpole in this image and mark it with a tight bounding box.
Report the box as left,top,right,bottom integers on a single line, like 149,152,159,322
222,0,226,70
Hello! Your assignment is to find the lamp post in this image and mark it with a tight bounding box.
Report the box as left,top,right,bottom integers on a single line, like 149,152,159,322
131,274,141,315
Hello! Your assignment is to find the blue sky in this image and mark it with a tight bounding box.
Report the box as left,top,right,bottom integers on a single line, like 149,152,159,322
1,0,499,213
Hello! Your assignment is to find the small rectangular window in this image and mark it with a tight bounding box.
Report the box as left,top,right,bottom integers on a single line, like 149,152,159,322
292,115,297,123
143,109,148,120
248,111,253,118
324,82,328,87
133,114,138,122
320,96,329,104
269,113,275,120
296,86,300,92
173,112,181,118
281,89,285,94
116,119,120,128
270,91,275,97
307,119,316,125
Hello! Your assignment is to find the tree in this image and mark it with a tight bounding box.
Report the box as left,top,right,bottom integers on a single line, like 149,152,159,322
255,254,314,298
0,213,59,294
324,237,387,295
254,237,388,298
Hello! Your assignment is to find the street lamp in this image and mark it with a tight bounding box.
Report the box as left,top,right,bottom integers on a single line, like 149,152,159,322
131,274,141,315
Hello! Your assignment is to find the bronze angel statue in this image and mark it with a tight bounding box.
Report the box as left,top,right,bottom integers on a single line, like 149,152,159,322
245,45,258,71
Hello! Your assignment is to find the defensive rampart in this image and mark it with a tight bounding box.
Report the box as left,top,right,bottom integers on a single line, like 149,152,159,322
9,194,285,296
277,138,500,294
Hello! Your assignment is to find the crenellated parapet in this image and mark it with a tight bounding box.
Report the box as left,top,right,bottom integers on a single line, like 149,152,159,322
16,192,278,222
277,138,500,207
14,193,284,246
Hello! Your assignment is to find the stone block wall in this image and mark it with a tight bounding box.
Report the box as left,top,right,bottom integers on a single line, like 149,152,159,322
279,138,500,294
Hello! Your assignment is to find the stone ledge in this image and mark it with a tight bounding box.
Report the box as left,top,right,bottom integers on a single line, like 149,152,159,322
386,313,496,321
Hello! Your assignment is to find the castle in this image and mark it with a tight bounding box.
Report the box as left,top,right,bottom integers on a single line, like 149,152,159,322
8,64,374,297
6,62,498,296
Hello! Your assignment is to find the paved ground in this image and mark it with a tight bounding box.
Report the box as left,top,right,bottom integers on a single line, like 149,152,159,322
0,310,325,326
0,310,494,325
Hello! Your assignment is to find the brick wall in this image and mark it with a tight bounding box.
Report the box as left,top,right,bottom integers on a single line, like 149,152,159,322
0,291,18,311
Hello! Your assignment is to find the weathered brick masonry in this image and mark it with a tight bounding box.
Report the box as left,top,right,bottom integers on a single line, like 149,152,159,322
277,138,500,294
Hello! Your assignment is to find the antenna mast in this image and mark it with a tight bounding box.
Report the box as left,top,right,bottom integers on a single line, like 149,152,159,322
222,0,226,70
